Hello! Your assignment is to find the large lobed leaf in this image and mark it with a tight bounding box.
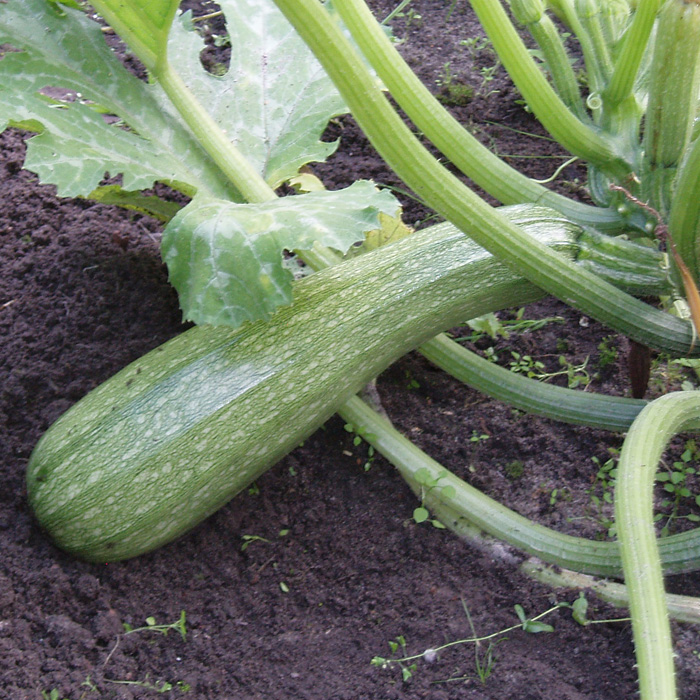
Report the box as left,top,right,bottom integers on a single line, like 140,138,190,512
0,0,348,197
0,0,400,327
0,0,238,200
171,0,349,188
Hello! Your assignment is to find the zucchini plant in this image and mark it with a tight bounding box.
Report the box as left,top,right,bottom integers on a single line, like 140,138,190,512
2,0,700,698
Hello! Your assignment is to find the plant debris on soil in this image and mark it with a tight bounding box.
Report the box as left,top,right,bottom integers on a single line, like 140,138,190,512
2,1,700,699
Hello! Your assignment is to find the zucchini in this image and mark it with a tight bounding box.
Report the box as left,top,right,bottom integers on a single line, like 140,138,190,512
23,207,639,561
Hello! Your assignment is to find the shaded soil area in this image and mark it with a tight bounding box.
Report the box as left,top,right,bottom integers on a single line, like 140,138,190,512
2,1,700,699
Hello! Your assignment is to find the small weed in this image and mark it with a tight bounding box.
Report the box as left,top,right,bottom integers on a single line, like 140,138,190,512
509,351,545,377
343,422,377,470
373,635,418,682
240,534,272,551
469,430,490,444
403,369,421,390
649,352,692,395
548,486,571,507
123,610,187,642
597,336,619,370
384,0,422,29
412,468,456,528
655,439,700,535
585,449,620,538
459,36,494,61
459,308,564,343
372,600,564,684
466,430,490,473
509,352,591,388
505,459,524,480
105,676,191,693
435,62,474,107
555,337,569,353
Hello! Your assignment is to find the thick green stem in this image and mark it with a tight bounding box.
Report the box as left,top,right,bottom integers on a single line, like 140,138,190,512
339,394,700,577
641,0,700,217
604,0,661,107
554,0,608,96
522,559,700,624
274,0,697,356
615,392,700,700
513,0,589,120
154,60,277,204
335,0,621,229
419,333,645,431
669,131,700,280
575,0,614,83
469,0,630,176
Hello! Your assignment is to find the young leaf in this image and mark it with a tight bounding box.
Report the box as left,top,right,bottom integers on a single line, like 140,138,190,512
161,181,399,326
413,507,430,523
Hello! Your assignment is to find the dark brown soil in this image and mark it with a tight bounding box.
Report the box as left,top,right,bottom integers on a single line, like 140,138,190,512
2,2,700,699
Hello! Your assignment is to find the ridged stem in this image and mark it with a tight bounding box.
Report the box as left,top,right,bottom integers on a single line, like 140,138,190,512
641,0,700,217
575,0,615,84
468,0,630,176
274,0,697,356
512,0,589,120
419,333,645,432
338,394,700,578
669,130,700,280
522,559,700,624
614,392,700,700
604,0,661,106
333,0,622,229
155,61,276,204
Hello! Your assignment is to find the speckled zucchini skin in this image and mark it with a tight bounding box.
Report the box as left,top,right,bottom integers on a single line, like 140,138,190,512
27,206,579,561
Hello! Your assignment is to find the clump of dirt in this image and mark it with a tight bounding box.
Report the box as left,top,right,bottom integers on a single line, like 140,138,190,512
2,2,699,699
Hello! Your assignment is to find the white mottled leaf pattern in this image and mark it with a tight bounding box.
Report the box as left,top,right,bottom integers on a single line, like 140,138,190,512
0,0,238,200
162,182,399,327
168,0,348,187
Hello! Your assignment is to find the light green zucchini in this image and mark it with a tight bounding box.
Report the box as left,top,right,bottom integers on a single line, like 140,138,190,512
25,206,658,562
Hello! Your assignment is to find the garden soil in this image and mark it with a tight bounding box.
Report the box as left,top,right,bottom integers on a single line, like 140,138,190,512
2,1,700,699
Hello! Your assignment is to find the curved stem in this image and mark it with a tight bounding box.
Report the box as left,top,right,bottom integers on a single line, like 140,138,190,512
522,559,700,624
614,392,700,700
604,0,661,107
274,0,697,357
468,0,630,176
339,394,700,578
419,333,645,432
155,60,277,204
334,0,622,230
669,132,700,280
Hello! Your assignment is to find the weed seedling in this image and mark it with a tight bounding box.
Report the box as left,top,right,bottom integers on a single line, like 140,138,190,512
655,439,700,536
435,62,474,107
597,336,619,370
373,635,418,682
104,676,191,694
343,422,377,470
412,468,455,528
123,610,187,642
372,601,564,683
585,449,620,539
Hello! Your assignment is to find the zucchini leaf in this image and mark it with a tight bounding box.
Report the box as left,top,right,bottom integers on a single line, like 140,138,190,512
162,181,399,326
0,0,348,196
0,0,238,200
169,0,348,188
